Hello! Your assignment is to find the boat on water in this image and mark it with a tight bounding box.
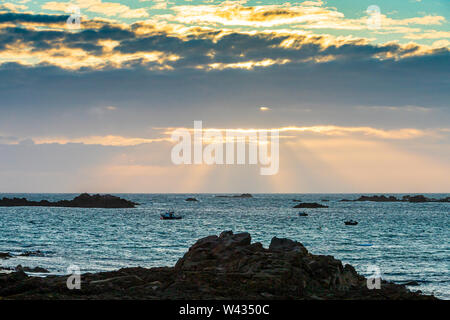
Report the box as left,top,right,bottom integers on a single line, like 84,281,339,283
160,211,182,220
298,212,308,217
345,220,358,225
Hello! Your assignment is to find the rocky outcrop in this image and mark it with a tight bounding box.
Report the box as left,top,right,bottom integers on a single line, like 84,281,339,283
15,265,49,273
340,195,450,203
293,203,328,208
0,193,138,208
0,231,435,300
216,193,253,198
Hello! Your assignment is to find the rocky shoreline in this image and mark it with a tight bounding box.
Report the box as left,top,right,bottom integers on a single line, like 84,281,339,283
0,231,436,300
0,193,138,208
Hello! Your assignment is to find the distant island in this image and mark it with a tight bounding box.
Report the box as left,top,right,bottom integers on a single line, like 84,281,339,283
215,193,253,198
0,193,138,208
0,231,436,300
341,195,450,203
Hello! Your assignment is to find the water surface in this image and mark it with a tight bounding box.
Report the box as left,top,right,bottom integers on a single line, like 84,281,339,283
0,193,448,299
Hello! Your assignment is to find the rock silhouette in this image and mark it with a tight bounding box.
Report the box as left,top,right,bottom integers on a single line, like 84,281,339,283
340,195,450,203
216,193,253,198
0,193,138,208
0,231,435,300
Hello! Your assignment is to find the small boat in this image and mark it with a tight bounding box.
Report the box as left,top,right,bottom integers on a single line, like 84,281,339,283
160,211,182,220
345,220,358,225
298,212,308,217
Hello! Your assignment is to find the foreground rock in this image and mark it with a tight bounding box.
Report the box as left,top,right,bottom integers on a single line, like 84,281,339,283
15,265,49,273
0,193,138,208
341,195,450,203
0,231,435,300
293,202,328,208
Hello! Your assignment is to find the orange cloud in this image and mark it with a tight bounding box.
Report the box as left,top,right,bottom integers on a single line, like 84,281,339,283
34,135,170,146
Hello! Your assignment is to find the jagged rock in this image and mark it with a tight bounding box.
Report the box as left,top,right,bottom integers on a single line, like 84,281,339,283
0,193,138,208
356,195,399,202
235,193,253,198
293,203,328,208
15,265,50,273
0,231,437,300
347,195,449,203
402,195,428,202
268,237,308,254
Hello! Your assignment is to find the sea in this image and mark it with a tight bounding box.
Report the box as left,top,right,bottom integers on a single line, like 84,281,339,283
0,193,448,299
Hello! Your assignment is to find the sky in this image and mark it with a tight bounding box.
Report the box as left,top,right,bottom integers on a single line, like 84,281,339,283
0,0,449,193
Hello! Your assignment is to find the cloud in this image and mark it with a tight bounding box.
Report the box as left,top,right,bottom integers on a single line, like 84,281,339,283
405,30,450,40
168,2,344,28
27,125,445,149
0,13,448,143
0,45,448,140
163,125,437,140
0,11,447,72
42,0,149,19
151,0,168,10
165,2,445,32
33,135,169,146
0,12,68,24
0,3,28,12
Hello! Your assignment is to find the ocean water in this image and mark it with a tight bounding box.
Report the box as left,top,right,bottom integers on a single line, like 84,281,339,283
0,193,448,299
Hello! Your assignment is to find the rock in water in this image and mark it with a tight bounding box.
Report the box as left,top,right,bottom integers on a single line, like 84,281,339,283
0,252,12,259
215,194,253,198
236,193,253,198
347,194,449,203
0,193,138,208
293,202,328,208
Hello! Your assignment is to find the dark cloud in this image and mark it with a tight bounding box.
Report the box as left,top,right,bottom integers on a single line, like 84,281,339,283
0,12,68,24
0,13,448,136
1,13,441,68
0,47,448,138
